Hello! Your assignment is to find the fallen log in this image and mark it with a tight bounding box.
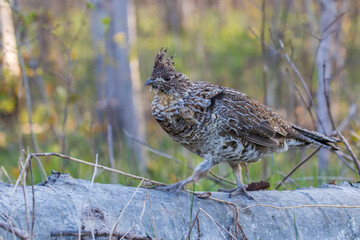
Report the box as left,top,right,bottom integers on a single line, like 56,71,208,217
1,172,360,239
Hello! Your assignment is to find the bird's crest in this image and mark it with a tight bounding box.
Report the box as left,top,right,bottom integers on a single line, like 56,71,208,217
154,47,176,72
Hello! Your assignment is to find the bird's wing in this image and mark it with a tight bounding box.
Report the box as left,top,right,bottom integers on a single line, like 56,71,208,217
213,88,292,147
186,82,224,108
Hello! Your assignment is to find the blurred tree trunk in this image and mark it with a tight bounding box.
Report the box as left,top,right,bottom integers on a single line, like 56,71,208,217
0,0,20,77
316,0,339,173
0,0,21,147
90,0,146,175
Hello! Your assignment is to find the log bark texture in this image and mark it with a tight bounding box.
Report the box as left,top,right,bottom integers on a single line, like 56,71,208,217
1,172,360,239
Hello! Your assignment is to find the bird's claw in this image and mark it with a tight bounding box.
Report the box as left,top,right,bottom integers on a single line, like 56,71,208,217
153,181,186,194
218,186,254,200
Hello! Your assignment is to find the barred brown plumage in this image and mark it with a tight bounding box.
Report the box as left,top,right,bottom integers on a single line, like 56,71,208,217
145,48,339,198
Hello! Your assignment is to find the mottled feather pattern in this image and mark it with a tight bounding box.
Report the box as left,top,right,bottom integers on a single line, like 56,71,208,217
145,48,339,193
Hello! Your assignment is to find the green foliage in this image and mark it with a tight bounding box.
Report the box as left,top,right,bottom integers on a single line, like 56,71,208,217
0,1,359,192
101,17,111,33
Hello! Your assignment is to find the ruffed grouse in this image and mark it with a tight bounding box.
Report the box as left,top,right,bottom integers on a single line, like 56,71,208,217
145,48,338,198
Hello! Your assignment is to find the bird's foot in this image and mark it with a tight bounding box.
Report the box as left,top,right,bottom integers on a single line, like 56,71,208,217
153,180,186,194
218,186,254,200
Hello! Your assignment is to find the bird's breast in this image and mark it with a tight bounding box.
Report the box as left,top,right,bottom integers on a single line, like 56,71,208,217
151,93,210,153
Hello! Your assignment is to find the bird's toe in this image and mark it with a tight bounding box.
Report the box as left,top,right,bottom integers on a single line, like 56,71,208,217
229,187,254,200
154,181,186,194
218,187,254,200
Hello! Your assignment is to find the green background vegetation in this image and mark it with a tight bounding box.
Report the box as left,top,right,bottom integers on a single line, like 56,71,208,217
0,0,359,192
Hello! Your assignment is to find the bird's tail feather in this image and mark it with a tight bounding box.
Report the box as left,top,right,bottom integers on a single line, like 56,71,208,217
292,125,340,150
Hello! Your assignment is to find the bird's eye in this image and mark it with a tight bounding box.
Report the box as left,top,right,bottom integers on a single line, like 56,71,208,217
164,76,171,81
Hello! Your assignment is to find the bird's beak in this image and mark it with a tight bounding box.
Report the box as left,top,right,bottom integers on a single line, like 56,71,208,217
144,78,154,86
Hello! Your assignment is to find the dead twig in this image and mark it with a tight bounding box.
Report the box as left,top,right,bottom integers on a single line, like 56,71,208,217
144,188,157,239
208,171,236,186
248,27,280,56
337,132,360,177
0,166,13,183
50,230,149,239
119,224,135,240
198,208,235,239
16,34,39,153
0,220,31,240
110,179,144,238
335,151,357,174
243,203,360,210
29,159,35,238
19,154,30,234
279,39,313,107
205,196,248,240
273,171,299,188
34,152,166,186
275,147,321,190
322,62,336,130
185,209,201,240
336,104,357,132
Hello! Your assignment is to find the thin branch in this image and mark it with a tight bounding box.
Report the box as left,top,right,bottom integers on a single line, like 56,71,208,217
278,176,355,182
29,160,35,238
336,104,357,132
109,179,144,238
198,208,235,239
322,11,348,35
243,203,360,210
275,147,321,190
323,62,336,130
0,221,30,240
123,129,190,167
278,39,313,106
260,0,267,105
16,35,39,153
119,224,135,240
31,154,48,181
0,166,13,183
208,171,236,186
20,158,30,234
337,132,360,177
248,27,280,56
10,152,166,197
289,69,317,128
335,151,357,174
185,209,201,240
33,152,166,186
273,171,299,188
144,188,157,239
50,230,149,239
206,196,247,240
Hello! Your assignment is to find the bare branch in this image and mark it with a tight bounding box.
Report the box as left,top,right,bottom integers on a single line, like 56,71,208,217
198,208,235,239
33,152,166,186
17,36,40,153
243,203,360,210
275,147,321,190
110,179,144,237
279,39,313,106
337,132,360,177
0,221,30,240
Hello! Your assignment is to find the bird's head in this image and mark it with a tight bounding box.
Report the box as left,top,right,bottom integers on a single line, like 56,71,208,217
145,48,188,95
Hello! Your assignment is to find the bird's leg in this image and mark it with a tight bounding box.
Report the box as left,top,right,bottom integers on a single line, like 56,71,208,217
155,154,215,194
242,162,250,184
218,163,253,200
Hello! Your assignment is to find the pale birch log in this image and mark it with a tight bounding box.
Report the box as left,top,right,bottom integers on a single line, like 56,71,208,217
0,172,360,239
